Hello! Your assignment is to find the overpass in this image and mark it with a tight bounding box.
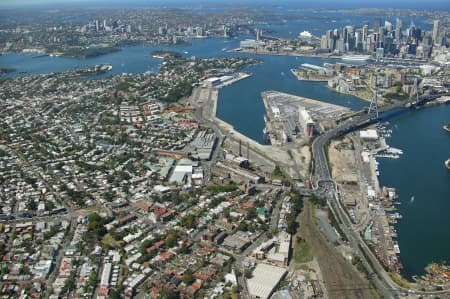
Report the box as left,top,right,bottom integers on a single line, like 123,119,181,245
311,92,450,298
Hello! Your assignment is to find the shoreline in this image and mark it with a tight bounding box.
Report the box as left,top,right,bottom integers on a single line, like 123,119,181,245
289,67,376,104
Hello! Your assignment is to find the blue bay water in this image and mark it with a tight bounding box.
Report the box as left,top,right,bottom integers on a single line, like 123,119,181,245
1,11,449,279
378,106,450,278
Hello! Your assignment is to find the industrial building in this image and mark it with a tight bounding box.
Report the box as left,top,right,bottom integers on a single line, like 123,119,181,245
298,108,315,137
189,130,217,161
216,161,264,184
221,231,252,252
100,262,112,292
246,263,288,299
169,159,194,185
360,129,379,140
251,231,291,267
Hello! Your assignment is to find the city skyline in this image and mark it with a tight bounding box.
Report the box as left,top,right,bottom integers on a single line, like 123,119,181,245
1,0,450,10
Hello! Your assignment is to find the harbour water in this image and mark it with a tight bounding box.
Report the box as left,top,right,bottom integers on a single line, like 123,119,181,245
378,105,450,278
216,55,366,143
0,11,448,279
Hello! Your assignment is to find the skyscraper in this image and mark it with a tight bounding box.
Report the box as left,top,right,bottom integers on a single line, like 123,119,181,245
384,21,393,32
395,18,402,43
432,20,440,45
332,29,340,50
374,18,381,33
362,24,369,51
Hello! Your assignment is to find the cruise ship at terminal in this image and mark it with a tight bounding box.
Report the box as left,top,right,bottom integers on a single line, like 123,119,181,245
341,54,372,62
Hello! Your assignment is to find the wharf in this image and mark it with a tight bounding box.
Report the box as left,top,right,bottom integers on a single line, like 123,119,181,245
215,72,251,88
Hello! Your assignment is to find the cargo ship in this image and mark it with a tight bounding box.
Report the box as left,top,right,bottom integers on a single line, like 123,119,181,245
445,158,450,170
341,55,371,62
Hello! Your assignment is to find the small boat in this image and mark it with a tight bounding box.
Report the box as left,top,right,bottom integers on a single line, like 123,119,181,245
410,196,414,203
445,158,450,170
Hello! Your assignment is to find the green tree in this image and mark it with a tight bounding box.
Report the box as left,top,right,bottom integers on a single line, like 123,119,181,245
245,207,257,220
180,214,197,229
158,289,180,299
165,233,177,248
182,270,195,285
26,199,37,211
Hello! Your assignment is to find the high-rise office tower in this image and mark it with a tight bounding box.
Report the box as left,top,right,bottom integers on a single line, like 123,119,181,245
320,35,328,49
408,21,416,39
332,29,340,50
355,31,362,51
395,18,402,42
362,24,369,41
385,21,393,32
374,18,381,33
432,20,440,45
344,26,354,51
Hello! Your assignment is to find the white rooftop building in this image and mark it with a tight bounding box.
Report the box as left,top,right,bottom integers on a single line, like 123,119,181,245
246,263,287,299
360,129,378,141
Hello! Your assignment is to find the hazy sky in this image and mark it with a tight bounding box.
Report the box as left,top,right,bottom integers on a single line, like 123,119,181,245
1,0,449,10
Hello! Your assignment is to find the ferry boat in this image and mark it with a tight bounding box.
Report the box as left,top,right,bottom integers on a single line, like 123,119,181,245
341,54,371,62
